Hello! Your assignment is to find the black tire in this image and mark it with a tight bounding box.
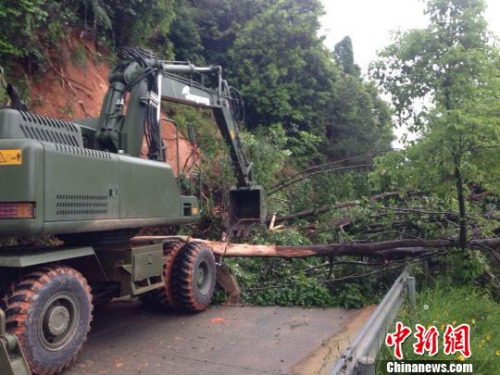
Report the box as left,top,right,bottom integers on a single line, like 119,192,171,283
5,265,93,375
140,240,185,310
171,241,216,312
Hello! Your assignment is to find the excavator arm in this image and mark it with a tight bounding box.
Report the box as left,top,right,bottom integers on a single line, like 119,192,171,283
157,62,254,187
95,49,266,227
157,62,266,227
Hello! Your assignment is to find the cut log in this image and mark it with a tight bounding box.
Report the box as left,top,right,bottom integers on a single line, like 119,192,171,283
132,236,500,258
199,237,500,258
200,238,455,257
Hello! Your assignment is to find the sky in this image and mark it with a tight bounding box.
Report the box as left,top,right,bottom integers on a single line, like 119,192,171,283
320,0,500,73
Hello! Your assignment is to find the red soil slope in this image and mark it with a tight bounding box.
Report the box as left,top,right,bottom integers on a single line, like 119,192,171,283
28,34,196,176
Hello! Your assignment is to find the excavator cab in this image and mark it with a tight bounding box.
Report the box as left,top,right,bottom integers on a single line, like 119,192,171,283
229,185,266,230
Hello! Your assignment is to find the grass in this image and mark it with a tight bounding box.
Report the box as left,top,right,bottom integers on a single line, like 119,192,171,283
378,283,500,374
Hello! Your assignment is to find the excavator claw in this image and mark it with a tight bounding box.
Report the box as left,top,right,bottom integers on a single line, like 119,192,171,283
229,185,267,232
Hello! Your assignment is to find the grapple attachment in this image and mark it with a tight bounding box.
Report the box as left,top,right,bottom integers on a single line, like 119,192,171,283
229,186,266,230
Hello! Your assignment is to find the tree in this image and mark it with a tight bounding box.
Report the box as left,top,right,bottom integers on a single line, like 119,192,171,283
0,0,48,59
334,36,360,77
229,0,339,136
325,76,393,160
371,0,500,248
324,36,392,160
169,0,205,64
106,0,175,55
177,0,276,66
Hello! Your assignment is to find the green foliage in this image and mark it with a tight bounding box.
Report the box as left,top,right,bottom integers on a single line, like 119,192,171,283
224,250,398,308
169,1,392,166
371,0,500,251
0,0,48,58
379,284,500,372
371,0,491,130
111,0,175,55
243,124,291,190
71,42,88,68
79,0,114,40
0,0,175,67
183,0,276,65
334,282,368,309
168,0,205,64
250,227,312,246
285,127,323,167
334,36,360,77
441,249,499,291
326,77,393,160
228,258,318,307
229,0,338,136
223,229,338,307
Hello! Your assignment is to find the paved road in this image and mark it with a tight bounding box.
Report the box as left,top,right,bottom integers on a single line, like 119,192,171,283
66,300,367,375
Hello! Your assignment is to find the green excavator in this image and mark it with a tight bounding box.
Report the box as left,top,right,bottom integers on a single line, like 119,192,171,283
0,47,265,374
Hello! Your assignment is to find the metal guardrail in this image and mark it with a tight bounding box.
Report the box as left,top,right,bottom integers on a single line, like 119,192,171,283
330,269,416,375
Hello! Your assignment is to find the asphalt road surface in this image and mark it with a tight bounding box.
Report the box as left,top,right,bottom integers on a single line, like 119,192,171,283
65,300,371,375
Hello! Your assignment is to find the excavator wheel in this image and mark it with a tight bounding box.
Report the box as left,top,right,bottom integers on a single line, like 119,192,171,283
5,265,93,375
140,240,186,310
171,241,216,312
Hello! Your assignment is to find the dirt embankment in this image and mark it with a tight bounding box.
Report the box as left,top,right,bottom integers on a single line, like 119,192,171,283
28,33,196,176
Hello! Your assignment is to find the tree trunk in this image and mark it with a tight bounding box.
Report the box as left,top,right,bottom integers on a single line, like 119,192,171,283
131,236,500,258
199,237,500,258
454,161,467,249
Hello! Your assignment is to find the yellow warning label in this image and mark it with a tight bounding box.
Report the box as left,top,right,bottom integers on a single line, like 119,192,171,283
0,150,22,165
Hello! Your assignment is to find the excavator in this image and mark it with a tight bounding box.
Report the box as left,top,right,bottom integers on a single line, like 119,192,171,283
0,47,265,374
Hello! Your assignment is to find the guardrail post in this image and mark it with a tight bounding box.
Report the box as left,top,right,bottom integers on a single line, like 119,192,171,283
357,356,375,375
406,276,416,309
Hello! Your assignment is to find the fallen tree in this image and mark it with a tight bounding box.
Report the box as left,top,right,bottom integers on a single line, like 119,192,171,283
132,236,500,258
200,237,500,258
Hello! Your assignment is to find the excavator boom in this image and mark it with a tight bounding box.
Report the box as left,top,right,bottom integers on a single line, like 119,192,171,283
94,54,266,227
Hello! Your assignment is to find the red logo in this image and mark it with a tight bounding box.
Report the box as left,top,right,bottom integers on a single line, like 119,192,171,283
443,324,471,358
413,324,440,356
385,322,412,359
385,322,472,359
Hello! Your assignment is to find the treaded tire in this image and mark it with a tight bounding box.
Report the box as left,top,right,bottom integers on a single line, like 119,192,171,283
5,265,93,375
140,240,186,310
171,241,216,312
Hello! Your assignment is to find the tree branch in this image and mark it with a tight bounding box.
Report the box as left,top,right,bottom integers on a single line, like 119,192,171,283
244,191,400,224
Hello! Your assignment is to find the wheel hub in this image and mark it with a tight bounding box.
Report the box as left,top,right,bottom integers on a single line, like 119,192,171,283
45,305,71,336
197,266,206,287
197,261,210,293
38,292,80,351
